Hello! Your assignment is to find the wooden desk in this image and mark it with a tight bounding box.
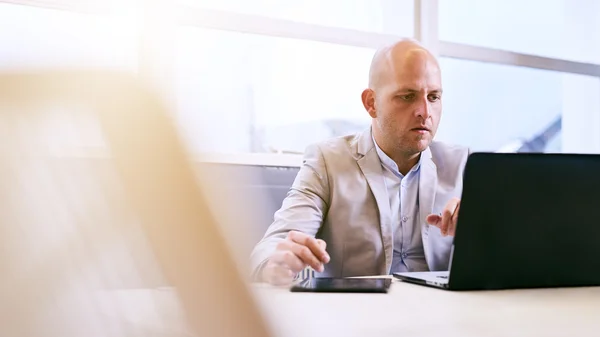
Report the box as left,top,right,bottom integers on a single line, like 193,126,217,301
253,278,600,337
95,278,600,336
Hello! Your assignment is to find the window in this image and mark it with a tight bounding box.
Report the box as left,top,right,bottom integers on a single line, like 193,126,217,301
177,0,414,35
439,0,600,64
174,26,373,154
437,58,600,153
2,0,600,156
0,2,139,70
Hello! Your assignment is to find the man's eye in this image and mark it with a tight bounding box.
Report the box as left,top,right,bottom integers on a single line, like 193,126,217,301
400,94,415,101
428,95,440,102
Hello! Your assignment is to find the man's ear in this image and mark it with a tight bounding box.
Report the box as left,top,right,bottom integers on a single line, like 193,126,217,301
361,89,377,118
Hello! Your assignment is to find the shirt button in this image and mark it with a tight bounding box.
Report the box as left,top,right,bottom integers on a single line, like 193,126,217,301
401,216,408,222
402,252,408,259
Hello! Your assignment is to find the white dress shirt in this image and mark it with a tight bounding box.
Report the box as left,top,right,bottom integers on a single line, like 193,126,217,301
373,138,428,273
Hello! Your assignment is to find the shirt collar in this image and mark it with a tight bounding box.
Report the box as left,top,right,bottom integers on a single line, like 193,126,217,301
372,134,422,178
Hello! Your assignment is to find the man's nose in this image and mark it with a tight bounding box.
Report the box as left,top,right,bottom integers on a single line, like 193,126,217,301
415,96,431,120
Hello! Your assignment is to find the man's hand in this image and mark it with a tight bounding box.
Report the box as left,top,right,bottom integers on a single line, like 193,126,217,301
262,231,330,285
426,197,460,237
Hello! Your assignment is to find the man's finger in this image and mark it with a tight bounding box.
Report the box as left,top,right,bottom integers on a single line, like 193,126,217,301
271,249,305,273
276,238,323,272
426,214,442,227
316,239,327,250
441,198,460,236
449,202,461,236
290,242,324,272
288,231,330,263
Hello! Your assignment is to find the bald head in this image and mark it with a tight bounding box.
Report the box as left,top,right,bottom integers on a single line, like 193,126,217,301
361,39,443,171
368,39,440,90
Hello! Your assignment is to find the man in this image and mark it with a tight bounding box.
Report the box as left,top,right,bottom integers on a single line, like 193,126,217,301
251,39,469,285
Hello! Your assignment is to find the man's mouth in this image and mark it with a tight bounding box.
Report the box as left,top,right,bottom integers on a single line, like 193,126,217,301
411,127,430,132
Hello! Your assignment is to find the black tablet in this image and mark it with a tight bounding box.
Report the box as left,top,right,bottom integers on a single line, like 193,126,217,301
290,277,392,293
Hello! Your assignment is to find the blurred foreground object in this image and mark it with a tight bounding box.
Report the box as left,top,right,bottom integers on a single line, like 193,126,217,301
0,70,272,337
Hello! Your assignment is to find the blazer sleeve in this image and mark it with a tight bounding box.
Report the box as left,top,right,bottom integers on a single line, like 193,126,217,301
249,143,331,278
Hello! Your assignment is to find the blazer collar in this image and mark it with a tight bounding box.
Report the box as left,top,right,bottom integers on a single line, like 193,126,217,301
357,127,375,157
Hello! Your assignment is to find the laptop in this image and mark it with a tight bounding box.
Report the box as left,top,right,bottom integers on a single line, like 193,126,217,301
394,152,600,291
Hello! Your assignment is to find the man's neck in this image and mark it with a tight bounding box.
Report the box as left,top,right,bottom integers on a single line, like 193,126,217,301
371,129,422,175
395,152,421,176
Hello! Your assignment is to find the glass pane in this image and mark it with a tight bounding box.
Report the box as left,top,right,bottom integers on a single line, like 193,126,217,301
439,0,600,64
174,27,374,154
0,3,138,70
178,0,414,35
437,58,600,154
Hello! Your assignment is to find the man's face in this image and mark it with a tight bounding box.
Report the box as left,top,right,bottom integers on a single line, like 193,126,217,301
371,50,443,156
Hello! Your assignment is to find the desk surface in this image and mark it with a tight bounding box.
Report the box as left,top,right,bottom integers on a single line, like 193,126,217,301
253,277,600,337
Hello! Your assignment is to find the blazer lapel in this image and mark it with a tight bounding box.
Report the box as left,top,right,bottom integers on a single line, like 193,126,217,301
418,147,437,267
356,129,393,274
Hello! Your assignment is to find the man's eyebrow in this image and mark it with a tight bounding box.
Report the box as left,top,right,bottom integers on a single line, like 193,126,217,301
393,88,444,94
393,88,418,94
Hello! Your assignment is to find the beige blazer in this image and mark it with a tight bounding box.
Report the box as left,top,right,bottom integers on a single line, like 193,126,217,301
251,128,470,277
